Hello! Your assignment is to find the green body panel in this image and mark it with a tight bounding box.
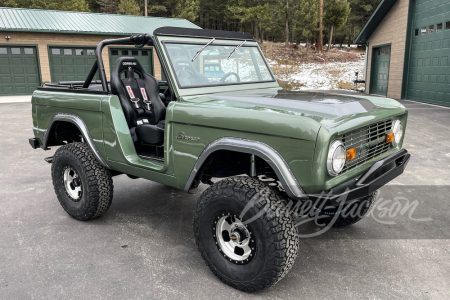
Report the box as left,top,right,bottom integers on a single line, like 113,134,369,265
370,45,391,96
30,34,409,197
171,122,315,191
0,45,40,95
100,95,176,179
48,46,99,82
406,0,450,106
31,91,106,160
32,90,102,111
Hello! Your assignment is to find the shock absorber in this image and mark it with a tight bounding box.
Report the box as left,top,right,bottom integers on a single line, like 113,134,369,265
250,154,256,177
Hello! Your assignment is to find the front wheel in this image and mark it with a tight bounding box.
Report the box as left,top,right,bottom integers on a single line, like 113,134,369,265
193,176,299,292
51,142,114,221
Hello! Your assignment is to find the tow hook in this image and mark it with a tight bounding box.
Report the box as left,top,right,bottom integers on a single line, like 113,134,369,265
44,156,54,164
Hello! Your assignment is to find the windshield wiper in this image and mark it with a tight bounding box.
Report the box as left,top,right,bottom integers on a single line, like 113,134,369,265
191,38,215,62
227,40,247,59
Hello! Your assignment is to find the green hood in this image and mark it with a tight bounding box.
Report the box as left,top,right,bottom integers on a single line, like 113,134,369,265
173,88,406,141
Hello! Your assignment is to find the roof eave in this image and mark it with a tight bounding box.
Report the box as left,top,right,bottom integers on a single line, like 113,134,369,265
0,28,140,36
354,0,399,44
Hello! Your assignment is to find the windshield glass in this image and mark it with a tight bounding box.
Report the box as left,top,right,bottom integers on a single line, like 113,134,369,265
164,42,274,88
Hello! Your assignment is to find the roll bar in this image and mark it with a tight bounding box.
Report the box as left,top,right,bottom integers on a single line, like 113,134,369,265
85,34,153,92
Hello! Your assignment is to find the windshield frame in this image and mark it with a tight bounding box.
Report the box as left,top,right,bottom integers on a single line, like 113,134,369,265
161,40,276,89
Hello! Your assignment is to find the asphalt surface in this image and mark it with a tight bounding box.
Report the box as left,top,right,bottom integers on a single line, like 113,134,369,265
1,100,449,299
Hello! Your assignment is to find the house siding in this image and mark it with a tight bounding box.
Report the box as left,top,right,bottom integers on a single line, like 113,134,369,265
0,31,162,83
366,0,410,99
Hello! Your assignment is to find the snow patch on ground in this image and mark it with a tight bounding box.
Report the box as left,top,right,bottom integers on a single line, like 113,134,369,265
269,58,365,91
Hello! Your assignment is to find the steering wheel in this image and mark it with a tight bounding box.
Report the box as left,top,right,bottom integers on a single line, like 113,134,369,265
176,69,196,86
219,72,240,83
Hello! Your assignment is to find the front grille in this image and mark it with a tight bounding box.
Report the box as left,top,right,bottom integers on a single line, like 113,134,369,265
341,119,392,172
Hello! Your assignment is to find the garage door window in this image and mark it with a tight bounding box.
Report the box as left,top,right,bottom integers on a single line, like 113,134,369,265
11,48,21,54
122,50,128,55
421,27,427,35
49,46,98,82
0,47,6,54
428,25,435,33
446,21,450,30
142,51,148,56
111,50,118,55
24,48,34,55
437,23,443,32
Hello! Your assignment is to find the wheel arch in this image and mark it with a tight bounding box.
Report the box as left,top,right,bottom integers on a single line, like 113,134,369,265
184,137,307,200
42,113,109,169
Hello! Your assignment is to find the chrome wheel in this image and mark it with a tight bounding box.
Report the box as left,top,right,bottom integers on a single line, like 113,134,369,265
213,213,256,264
63,166,82,201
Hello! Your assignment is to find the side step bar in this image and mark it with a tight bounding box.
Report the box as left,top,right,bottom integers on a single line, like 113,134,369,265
44,157,54,164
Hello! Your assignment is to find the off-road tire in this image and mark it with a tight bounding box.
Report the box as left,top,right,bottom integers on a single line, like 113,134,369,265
51,142,113,221
319,192,376,228
193,176,299,292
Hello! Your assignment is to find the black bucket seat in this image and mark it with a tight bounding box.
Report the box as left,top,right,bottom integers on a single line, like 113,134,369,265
111,57,166,145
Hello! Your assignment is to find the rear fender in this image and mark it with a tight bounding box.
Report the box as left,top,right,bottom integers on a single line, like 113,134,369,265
42,113,109,168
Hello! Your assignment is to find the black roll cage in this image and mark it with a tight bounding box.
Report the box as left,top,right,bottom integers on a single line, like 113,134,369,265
84,34,172,97
49,27,257,96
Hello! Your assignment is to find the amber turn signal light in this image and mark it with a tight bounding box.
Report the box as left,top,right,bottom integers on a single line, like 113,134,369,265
346,147,356,161
386,132,394,143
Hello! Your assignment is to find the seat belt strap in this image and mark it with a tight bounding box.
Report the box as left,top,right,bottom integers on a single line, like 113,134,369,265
136,78,153,112
122,78,142,110
123,84,141,109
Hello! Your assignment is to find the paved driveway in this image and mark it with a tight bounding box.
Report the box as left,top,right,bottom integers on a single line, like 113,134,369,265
0,100,449,299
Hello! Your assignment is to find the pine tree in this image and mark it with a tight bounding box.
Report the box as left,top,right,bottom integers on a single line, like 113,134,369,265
118,0,141,15
316,0,323,53
97,0,119,13
324,0,350,51
295,0,319,49
175,0,199,22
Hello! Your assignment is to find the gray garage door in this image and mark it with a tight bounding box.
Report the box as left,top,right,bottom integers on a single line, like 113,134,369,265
49,46,98,82
407,0,450,106
0,45,40,96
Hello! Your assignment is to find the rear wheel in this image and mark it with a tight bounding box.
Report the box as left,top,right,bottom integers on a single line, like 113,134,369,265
51,142,113,221
193,176,299,292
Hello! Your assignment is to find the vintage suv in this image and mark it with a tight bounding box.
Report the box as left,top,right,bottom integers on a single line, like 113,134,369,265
29,27,410,292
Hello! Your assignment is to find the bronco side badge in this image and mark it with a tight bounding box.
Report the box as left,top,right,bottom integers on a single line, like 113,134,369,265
176,132,200,141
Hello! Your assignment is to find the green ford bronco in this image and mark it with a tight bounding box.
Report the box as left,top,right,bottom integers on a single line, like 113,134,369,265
29,27,410,292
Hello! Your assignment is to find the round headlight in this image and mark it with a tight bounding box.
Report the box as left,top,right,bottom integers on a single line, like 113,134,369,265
392,120,403,147
327,141,346,176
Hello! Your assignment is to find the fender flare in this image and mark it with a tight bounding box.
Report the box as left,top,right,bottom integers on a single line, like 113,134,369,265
184,137,308,200
42,113,110,169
